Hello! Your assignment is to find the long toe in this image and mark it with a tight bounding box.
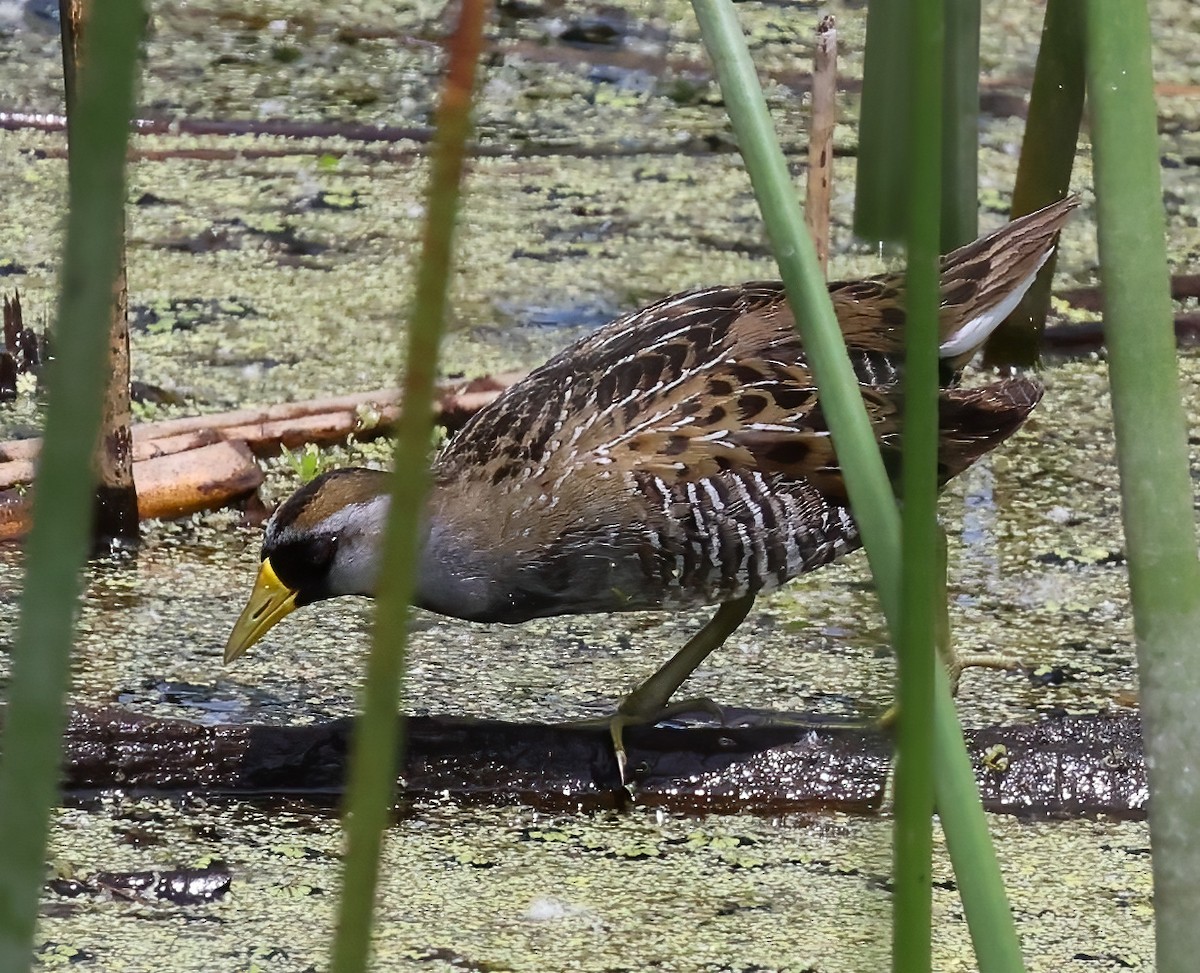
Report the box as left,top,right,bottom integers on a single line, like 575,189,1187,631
609,712,633,787
941,649,1018,694
608,697,725,786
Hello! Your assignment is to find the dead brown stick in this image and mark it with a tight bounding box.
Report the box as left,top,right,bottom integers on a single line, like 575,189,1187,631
120,388,408,446
133,428,221,460
220,408,398,457
0,372,525,535
805,15,837,277
59,0,141,547
0,430,220,492
0,370,525,469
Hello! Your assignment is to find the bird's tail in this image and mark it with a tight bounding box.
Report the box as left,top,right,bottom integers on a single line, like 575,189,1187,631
937,196,1079,364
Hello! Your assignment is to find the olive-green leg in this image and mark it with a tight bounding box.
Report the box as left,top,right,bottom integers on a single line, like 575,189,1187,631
879,530,1016,728
611,592,756,783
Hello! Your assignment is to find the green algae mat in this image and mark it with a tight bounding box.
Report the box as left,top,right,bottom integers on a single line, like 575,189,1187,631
2,0,1198,969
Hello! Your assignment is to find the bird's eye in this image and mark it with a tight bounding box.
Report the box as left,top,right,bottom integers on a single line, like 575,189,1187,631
311,534,337,566
268,534,338,595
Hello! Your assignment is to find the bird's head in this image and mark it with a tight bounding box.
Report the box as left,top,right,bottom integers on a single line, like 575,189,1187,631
223,467,392,663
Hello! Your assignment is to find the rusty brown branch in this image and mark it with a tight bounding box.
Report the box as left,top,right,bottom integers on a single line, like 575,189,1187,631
805,15,837,277
0,372,525,538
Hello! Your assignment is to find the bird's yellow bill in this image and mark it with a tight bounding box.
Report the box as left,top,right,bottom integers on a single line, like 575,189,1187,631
224,558,298,664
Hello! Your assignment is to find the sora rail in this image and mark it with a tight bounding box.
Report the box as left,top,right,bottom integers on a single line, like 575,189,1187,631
226,197,1076,777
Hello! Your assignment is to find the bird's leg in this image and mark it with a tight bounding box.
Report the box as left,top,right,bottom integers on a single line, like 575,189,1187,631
932,529,1017,693
878,528,1015,727
611,592,755,783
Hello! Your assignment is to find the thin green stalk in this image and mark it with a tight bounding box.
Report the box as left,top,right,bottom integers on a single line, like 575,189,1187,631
0,0,144,966
1086,3,1200,969
854,0,909,242
1011,0,1084,215
932,663,1023,966
983,0,1084,367
329,3,488,970
939,0,979,248
857,0,979,247
690,3,1024,970
892,0,943,963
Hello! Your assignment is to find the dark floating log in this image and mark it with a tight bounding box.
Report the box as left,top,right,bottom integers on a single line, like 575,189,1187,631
1059,273,1200,313
1041,274,1200,356
970,716,1147,818
49,865,233,906
50,705,1146,819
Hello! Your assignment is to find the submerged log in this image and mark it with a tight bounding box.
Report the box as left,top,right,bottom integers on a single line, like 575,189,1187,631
51,705,1147,819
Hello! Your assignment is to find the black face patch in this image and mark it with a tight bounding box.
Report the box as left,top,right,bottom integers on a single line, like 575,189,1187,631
265,534,337,606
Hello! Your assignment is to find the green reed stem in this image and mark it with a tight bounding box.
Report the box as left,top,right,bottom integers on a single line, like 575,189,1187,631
0,1,144,967
329,3,488,970
939,0,979,248
1012,0,1084,215
691,3,1024,970
931,662,1023,970
1086,3,1200,968
892,0,943,963
854,0,910,242
693,0,900,570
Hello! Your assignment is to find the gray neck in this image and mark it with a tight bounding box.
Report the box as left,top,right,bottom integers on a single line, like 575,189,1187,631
324,494,391,597
415,519,514,622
